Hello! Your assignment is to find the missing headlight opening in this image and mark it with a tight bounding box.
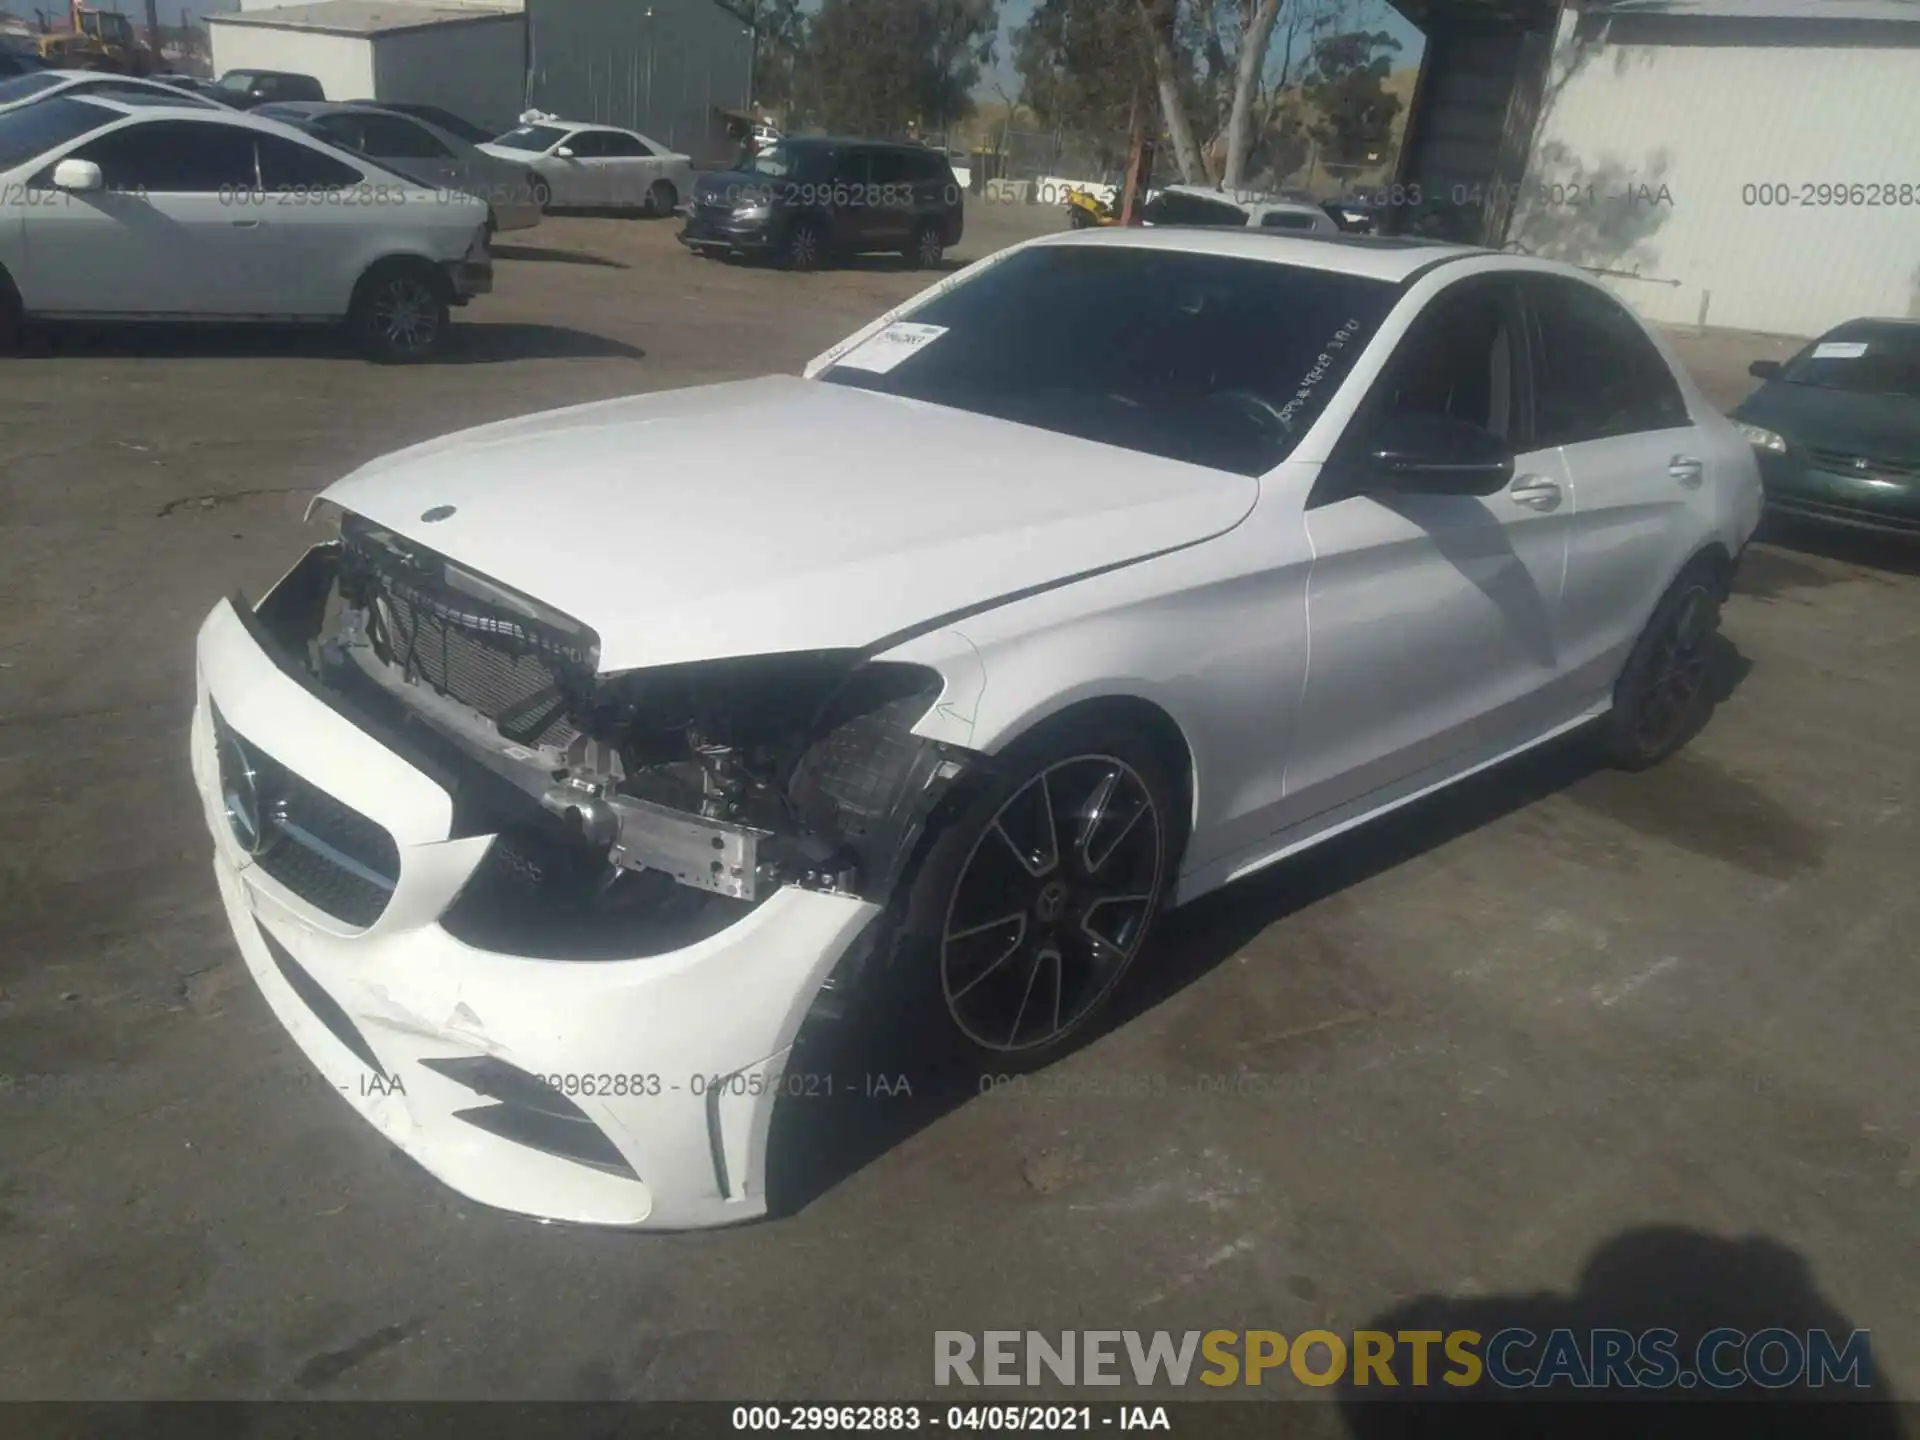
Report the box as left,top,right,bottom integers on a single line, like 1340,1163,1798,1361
252,516,971,953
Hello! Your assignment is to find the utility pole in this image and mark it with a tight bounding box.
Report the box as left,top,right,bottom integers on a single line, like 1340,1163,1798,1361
1118,84,1155,225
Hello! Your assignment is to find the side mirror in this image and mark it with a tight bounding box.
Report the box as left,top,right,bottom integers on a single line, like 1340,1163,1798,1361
1748,359,1782,380
1365,413,1515,496
554,146,575,160
50,158,104,193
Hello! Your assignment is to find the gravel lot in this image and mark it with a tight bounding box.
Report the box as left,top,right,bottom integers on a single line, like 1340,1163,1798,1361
1,201,1915,1408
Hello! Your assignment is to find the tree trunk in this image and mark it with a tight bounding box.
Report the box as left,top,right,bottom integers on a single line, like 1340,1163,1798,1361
1134,0,1205,184
1222,0,1282,190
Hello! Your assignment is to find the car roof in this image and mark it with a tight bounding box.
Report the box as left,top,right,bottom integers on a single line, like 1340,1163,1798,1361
66,92,352,135
1028,225,1502,283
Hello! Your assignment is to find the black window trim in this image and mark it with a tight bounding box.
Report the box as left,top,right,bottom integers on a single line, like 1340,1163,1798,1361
1310,271,1536,510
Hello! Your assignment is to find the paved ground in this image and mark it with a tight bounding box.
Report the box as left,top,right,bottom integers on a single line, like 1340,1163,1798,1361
1,202,1916,1411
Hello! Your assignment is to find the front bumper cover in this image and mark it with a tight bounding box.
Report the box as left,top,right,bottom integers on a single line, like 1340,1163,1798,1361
190,593,882,1230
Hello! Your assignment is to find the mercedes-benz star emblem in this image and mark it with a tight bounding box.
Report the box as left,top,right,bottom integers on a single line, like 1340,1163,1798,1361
420,504,457,523
217,728,281,858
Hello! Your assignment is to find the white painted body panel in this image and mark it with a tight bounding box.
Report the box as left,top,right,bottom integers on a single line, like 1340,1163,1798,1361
195,229,1762,1227
0,103,487,321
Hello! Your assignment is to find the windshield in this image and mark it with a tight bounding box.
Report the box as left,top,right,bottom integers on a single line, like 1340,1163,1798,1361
0,93,116,169
739,141,803,177
1780,327,1920,400
0,70,62,105
489,124,566,153
821,244,1395,475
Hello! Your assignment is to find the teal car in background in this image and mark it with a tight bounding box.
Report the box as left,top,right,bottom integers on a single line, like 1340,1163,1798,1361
1731,319,1920,537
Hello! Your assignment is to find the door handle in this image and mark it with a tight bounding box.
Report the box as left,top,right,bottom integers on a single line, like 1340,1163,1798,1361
231,219,261,229
1508,475,1563,510
1669,455,1705,487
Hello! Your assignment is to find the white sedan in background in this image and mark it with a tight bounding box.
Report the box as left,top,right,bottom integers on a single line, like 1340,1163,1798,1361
480,115,692,216
0,93,491,360
191,228,1761,1230
1142,183,1341,233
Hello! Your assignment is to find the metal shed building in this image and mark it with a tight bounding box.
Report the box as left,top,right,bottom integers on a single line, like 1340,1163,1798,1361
523,0,751,168
208,2,529,136
1390,0,1920,336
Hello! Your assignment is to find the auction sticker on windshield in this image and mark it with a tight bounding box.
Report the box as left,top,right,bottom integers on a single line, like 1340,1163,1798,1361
1811,341,1868,359
831,323,949,375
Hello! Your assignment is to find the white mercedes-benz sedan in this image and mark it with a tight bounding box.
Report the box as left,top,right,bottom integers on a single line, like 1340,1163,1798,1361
190,229,1762,1230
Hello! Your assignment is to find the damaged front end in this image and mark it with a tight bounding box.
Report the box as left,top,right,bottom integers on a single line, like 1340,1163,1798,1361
251,511,975,959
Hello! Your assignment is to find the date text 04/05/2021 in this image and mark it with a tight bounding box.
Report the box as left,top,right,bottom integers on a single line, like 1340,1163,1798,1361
730,1405,1172,1432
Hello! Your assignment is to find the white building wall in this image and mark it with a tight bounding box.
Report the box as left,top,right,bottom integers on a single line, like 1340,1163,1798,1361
238,0,522,10
370,17,525,134
207,25,375,100
1509,9,1920,336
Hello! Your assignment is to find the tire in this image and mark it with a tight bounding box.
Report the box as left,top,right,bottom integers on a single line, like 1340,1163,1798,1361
908,220,944,269
1598,557,1727,770
531,180,553,213
483,207,498,243
782,218,824,271
880,716,1178,1070
1069,209,1093,230
347,259,451,364
646,179,678,218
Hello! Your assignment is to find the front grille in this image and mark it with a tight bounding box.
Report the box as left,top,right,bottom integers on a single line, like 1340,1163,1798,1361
1806,448,1920,481
213,706,400,927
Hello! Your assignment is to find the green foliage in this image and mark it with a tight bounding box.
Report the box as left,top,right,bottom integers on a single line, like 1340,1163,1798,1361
1301,29,1404,167
798,0,999,137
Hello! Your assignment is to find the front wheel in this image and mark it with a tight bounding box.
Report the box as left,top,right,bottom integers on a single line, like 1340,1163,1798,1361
908,221,945,269
646,179,678,218
783,219,824,271
885,719,1177,1068
347,261,450,364
1599,560,1726,769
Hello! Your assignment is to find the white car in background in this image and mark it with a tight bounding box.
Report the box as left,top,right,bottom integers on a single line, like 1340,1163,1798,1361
0,93,492,361
480,115,692,216
0,67,236,114
1142,183,1341,233
256,100,542,234
191,228,1760,1230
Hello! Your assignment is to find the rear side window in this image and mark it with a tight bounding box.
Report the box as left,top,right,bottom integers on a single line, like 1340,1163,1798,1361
1260,210,1319,231
1525,276,1690,444
598,131,650,156
355,113,450,159
257,133,362,189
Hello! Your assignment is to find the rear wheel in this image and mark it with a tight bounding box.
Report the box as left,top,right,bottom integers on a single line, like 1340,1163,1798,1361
882,718,1177,1069
783,218,824,271
908,220,945,269
1599,558,1726,769
347,259,450,364
646,179,678,218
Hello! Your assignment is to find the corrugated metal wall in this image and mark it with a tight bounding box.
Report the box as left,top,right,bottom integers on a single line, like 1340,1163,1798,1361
524,0,750,166
1509,6,1920,336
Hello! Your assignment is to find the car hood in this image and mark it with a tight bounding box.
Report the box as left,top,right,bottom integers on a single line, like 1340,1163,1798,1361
318,376,1259,673
1732,381,1920,461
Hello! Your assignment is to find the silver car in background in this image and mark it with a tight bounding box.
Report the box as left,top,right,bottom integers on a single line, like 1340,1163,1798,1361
257,100,542,234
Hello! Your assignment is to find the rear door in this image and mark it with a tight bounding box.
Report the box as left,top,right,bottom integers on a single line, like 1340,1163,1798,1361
1292,274,1577,814
864,147,915,251
21,118,259,314
1518,274,1706,695
826,146,874,250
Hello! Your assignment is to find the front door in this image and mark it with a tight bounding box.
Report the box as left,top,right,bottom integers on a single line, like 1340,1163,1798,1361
21,118,261,315
1290,274,1575,817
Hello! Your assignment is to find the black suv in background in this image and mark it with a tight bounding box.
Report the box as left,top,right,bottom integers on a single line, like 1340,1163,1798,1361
215,70,325,108
681,137,964,271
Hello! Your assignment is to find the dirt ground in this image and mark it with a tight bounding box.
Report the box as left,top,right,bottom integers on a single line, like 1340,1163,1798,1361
1,201,1916,1409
